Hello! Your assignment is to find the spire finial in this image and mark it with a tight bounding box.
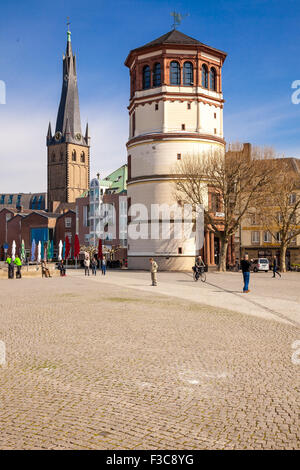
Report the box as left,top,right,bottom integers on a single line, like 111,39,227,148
170,11,189,30
67,17,71,41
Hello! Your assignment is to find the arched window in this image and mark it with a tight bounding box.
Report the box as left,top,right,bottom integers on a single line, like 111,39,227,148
72,150,76,161
202,64,208,89
170,61,180,85
153,63,161,87
210,67,217,91
142,65,151,89
80,151,85,163
183,62,193,86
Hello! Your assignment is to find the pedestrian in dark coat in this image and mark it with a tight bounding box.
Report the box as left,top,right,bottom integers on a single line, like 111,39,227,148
240,254,252,293
272,256,281,278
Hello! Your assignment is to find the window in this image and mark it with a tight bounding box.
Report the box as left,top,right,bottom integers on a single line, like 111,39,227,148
187,103,191,110
289,231,297,245
250,213,258,225
37,195,43,210
0,195,5,204
155,103,159,111
210,67,217,91
251,231,260,244
177,154,181,160
263,231,272,243
65,217,72,228
202,64,208,88
31,196,37,209
17,194,22,207
214,112,217,119
153,63,161,87
72,150,76,161
83,206,88,227
181,124,185,130
84,234,90,244
214,128,217,134
132,112,135,137
289,193,296,204
9,195,13,204
170,61,180,85
80,151,85,163
128,155,131,180
142,65,151,89
276,232,281,242
178,247,183,254
183,62,193,85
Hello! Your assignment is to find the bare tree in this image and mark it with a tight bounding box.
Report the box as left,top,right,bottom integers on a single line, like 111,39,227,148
257,159,300,272
173,144,275,272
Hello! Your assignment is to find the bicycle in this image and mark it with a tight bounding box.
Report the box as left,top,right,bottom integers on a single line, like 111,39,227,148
192,266,206,282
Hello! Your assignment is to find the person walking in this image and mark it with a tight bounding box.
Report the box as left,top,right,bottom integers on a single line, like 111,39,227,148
272,255,281,278
91,257,97,276
149,257,158,286
84,257,90,276
240,253,251,293
14,255,22,279
101,256,107,276
5,255,14,279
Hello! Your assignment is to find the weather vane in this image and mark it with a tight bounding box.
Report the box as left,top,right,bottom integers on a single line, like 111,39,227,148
170,11,189,30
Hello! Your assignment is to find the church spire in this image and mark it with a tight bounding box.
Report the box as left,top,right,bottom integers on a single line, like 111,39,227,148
54,24,83,143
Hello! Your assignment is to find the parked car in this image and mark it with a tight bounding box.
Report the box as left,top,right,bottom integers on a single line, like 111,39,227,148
251,258,269,272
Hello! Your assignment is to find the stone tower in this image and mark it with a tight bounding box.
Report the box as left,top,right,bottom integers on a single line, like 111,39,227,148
125,29,227,270
47,26,90,212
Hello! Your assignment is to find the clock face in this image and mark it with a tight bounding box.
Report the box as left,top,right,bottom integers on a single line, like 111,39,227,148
55,131,62,141
75,133,81,141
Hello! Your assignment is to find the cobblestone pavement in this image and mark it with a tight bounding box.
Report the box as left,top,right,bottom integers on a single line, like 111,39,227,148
0,273,299,449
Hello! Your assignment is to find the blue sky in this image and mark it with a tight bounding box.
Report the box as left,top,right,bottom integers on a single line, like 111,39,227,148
1,0,300,192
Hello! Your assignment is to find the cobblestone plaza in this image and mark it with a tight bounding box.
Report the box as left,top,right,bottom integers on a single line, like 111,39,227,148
0,271,299,449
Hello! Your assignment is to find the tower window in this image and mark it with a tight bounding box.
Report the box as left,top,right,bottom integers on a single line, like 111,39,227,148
202,64,208,89
214,128,217,134
177,153,181,160
210,67,217,91
72,150,76,161
142,65,151,89
178,247,183,254
187,103,191,110
181,124,185,131
153,63,161,87
80,151,85,163
170,61,180,85
155,103,159,111
214,112,217,119
183,62,193,86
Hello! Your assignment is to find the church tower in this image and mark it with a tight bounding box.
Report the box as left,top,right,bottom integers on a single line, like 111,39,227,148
125,29,227,270
47,26,90,212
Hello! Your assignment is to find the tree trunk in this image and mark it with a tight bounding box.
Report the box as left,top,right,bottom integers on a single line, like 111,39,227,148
280,244,287,273
218,238,228,272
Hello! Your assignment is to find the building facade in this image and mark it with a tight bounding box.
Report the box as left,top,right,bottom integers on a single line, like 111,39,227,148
125,29,227,270
47,27,90,212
